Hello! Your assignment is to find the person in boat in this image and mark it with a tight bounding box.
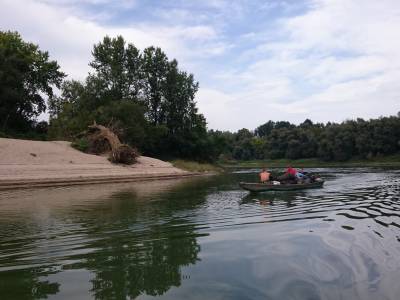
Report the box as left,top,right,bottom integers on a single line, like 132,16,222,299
296,171,306,183
277,166,297,183
259,168,271,183
297,169,313,183
299,168,308,175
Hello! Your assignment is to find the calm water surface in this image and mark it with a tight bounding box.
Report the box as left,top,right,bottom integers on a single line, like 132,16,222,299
0,168,399,300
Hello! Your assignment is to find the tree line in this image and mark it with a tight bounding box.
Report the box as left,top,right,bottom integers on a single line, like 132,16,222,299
1,30,399,162
208,116,400,161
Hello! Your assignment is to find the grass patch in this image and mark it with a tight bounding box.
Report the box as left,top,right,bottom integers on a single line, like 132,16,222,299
220,154,400,168
171,160,223,173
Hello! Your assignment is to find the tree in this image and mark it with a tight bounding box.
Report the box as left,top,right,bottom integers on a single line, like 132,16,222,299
255,121,275,137
141,46,169,125
208,130,234,161
274,121,294,129
49,35,209,161
89,36,143,102
286,138,302,159
299,119,313,128
0,31,65,134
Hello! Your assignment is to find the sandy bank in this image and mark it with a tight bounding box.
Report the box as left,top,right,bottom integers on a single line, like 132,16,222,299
0,138,200,189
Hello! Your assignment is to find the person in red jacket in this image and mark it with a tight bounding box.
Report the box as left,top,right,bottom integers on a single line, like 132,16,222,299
277,166,297,182
286,166,297,177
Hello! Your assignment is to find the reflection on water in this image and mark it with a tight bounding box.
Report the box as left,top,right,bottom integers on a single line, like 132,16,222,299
0,168,399,299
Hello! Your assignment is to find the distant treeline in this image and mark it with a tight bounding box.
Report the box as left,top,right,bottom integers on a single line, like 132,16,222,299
208,116,400,161
1,30,399,162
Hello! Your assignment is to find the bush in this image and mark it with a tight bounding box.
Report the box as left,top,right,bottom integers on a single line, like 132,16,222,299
71,137,89,152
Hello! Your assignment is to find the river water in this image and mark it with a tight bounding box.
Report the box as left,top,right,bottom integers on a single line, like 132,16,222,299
0,168,399,300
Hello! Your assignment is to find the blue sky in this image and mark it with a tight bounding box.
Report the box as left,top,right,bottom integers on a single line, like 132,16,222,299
1,0,400,130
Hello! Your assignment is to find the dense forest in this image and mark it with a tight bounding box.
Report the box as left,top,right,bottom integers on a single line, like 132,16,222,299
1,30,400,162
209,116,400,162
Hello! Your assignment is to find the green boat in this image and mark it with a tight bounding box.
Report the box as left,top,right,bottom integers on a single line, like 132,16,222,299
239,180,324,192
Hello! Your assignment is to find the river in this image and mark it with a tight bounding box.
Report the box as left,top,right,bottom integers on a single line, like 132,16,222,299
0,168,399,299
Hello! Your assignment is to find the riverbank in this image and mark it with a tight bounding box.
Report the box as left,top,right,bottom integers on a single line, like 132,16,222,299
171,159,223,173
220,155,400,169
0,138,205,190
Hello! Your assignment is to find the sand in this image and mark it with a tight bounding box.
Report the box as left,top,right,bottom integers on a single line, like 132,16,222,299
0,138,196,189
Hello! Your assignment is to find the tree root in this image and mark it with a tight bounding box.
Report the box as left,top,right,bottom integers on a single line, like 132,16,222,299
80,123,138,164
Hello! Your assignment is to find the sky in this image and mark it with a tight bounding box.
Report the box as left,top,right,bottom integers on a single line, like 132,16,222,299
1,0,400,131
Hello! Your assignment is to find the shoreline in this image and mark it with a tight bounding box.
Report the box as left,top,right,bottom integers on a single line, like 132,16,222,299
219,156,400,169
0,138,210,191
0,172,206,191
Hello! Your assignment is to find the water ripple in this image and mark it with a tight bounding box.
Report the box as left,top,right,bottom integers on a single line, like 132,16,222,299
0,168,399,299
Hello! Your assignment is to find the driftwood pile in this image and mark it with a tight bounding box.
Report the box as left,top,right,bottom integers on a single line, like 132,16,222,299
79,123,138,165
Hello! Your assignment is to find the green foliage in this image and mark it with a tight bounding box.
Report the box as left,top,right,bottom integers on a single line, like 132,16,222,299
207,130,234,161
220,155,400,168
94,101,147,147
0,31,65,135
71,137,89,152
213,115,400,162
49,35,210,161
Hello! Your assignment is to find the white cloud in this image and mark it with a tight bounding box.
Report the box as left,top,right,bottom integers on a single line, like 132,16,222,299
39,0,137,9
196,0,400,130
2,0,400,130
0,0,225,80
196,88,236,130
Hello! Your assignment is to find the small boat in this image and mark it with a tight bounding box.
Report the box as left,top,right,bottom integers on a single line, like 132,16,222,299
239,180,324,192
